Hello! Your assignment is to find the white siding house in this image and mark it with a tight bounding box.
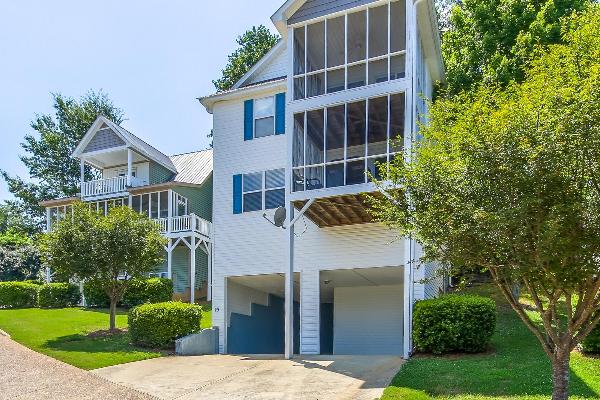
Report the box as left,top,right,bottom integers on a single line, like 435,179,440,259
201,0,444,358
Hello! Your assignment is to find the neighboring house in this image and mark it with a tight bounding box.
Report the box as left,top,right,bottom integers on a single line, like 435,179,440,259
200,0,444,357
40,116,213,303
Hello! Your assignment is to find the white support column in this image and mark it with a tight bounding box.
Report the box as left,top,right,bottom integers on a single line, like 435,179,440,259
80,159,85,191
167,239,173,279
127,148,133,186
190,236,196,304
403,236,414,359
46,207,51,232
207,243,212,301
285,201,295,359
45,267,52,284
167,189,173,233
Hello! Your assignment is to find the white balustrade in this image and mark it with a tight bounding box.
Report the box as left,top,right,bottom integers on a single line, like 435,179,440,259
81,176,128,198
153,213,211,238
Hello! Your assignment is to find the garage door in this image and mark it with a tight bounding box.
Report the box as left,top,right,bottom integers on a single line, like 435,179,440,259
333,284,403,355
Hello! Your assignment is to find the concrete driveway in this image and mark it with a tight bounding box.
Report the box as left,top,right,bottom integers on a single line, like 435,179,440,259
93,354,404,400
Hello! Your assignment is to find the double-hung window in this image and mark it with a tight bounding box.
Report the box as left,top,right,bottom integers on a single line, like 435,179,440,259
254,97,275,138
265,169,285,209
243,172,263,212
241,169,286,213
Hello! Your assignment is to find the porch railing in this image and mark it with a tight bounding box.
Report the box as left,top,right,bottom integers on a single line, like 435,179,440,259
81,176,128,198
80,176,147,198
155,214,211,238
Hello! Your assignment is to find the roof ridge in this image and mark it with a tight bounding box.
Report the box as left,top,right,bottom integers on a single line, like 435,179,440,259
169,148,213,157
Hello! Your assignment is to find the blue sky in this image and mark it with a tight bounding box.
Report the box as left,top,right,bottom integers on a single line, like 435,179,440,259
0,0,283,201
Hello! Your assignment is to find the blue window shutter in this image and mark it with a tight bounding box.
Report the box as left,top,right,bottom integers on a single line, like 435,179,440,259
275,93,286,135
244,100,254,141
233,174,243,214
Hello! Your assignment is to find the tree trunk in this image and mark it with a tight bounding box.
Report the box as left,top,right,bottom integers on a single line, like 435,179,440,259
109,297,117,332
552,353,570,400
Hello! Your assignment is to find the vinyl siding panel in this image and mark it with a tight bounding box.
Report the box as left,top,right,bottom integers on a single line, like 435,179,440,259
83,128,125,153
172,177,213,222
333,285,403,354
149,161,174,185
288,0,378,24
244,47,288,86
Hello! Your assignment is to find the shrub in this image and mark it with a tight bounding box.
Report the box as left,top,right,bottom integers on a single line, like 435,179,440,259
83,279,110,307
38,283,81,308
413,294,496,354
129,301,202,348
121,278,173,308
0,282,39,308
582,324,600,353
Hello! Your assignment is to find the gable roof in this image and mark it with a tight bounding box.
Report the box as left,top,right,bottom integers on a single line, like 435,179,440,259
72,115,178,173
169,149,213,186
232,40,286,90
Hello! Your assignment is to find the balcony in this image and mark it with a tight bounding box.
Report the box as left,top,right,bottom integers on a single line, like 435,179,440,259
80,176,147,199
155,214,212,239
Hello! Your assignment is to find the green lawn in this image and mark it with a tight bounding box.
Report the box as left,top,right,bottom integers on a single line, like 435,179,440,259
0,305,213,370
382,284,600,400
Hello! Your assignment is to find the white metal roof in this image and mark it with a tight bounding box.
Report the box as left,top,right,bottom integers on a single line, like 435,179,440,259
169,149,213,186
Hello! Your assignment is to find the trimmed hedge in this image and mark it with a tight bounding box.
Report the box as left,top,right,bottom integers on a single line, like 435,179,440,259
121,278,173,308
582,324,600,353
38,283,81,308
0,282,39,308
83,280,110,307
129,301,202,348
83,278,173,308
413,294,496,354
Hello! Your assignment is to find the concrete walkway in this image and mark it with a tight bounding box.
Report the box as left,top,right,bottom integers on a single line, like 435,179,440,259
0,334,154,400
93,354,404,400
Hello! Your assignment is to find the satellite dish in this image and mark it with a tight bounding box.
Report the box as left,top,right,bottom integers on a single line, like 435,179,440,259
273,207,286,227
263,206,287,229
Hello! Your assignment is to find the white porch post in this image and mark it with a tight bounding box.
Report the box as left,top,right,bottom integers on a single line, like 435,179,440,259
127,148,133,186
284,201,295,359
207,242,212,301
167,239,173,279
190,236,196,304
45,207,51,232
167,189,173,233
80,159,85,192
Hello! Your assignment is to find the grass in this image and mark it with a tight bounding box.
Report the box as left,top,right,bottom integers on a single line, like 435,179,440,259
0,304,213,370
381,284,600,400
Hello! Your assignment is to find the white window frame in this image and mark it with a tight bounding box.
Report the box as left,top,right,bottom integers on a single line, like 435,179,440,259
253,96,276,138
130,190,174,219
291,0,407,101
241,169,286,213
292,91,405,192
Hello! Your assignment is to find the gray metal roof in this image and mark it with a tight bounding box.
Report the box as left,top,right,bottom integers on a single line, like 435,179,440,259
169,149,213,186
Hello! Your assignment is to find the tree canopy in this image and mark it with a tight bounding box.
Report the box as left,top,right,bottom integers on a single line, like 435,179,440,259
213,25,279,92
40,204,165,330
369,5,600,399
441,0,590,96
2,91,123,233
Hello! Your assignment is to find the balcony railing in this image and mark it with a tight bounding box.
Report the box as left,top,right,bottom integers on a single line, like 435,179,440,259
155,214,212,238
80,176,147,198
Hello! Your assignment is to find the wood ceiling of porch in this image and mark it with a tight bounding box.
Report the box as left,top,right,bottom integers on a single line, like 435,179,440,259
292,192,383,228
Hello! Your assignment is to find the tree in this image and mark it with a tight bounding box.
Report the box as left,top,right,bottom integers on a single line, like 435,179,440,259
0,232,41,282
2,91,124,233
441,0,590,96
213,25,279,92
368,6,600,400
39,203,166,331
